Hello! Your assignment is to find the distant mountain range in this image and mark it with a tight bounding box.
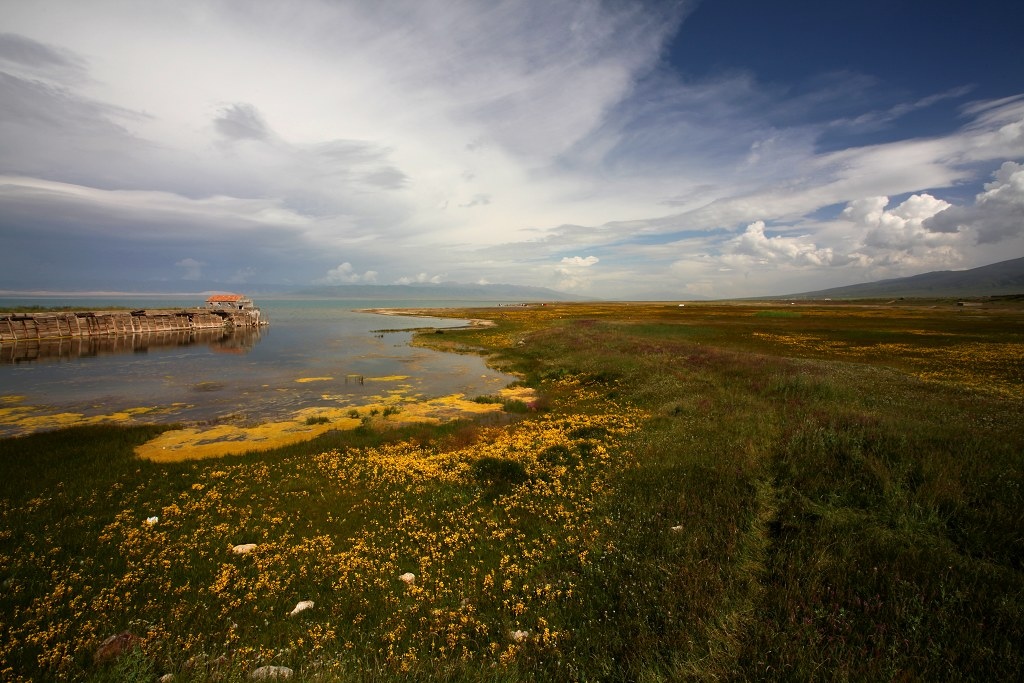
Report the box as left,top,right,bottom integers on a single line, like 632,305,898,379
9,259,1021,303
294,282,583,301
775,257,1024,299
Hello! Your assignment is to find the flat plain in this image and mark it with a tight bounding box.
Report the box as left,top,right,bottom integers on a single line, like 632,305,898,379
1,299,1021,681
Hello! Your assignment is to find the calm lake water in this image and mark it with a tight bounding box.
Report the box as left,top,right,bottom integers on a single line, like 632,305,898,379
0,297,516,437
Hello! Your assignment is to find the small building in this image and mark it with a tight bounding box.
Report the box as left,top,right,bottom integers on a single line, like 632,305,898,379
205,293,264,327
206,293,256,311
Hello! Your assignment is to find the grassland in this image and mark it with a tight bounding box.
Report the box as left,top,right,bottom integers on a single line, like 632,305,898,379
1,300,1022,681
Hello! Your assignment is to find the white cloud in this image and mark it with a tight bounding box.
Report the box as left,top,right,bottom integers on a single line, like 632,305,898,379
0,1,689,254
560,255,599,267
845,194,953,250
554,268,586,291
0,2,1021,298
317,263,378,285
926,161,1024,244
723,221,837,267
958,96,1024,162
829,86,975,133
835,194,962,273
553,254,601,290
395,273,445,285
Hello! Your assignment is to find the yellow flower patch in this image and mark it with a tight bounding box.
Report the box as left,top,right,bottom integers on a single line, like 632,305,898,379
2,370,646,677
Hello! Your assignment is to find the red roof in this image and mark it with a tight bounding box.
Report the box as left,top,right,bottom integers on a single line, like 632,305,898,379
206,294,245,302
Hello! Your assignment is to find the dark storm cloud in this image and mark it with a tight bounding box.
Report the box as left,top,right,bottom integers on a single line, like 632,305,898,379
0,180,325,289
0,32,85,79
213,103,271,142
360,168,408,190
312,139,389,164
0,71,137,133
0,70,155,194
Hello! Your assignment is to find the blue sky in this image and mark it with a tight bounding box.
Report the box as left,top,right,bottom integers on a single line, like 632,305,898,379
1,0,1022,299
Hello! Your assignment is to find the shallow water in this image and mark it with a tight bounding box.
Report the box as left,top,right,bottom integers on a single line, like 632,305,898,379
0,298,515,437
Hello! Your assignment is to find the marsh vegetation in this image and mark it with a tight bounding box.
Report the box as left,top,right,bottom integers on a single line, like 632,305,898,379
1,301,1021,681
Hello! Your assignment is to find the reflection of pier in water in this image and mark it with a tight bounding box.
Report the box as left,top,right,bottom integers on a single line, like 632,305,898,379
0,326,264,364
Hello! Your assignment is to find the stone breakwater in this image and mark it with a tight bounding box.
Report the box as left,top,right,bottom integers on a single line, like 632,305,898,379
0,307,263,344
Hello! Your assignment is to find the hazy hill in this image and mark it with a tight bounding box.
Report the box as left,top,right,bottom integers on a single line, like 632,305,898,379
776,257,1024,299
294,282,583,301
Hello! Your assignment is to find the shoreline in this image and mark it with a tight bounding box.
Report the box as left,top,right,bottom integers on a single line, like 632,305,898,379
359,307,497,328
2,306,515,445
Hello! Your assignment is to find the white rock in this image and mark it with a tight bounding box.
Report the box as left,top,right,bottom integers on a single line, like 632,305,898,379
399,572,416,585
288,600,314,616
251,665,293,680
231,543,258,555
145,516,159,526
158,675,175,683
670,525,684,532
511,629,529,643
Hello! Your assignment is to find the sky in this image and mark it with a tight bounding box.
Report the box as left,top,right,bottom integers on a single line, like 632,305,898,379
1,0,1022,299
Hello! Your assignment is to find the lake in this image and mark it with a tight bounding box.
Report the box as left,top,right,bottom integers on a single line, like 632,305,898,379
0,297,517,438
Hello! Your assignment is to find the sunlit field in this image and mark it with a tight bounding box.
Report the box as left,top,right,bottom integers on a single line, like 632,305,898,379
1,300,1022,681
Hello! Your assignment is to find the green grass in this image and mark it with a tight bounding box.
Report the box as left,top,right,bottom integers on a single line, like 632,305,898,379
754,309,802,318
1,301,1022,681
472,395,532,413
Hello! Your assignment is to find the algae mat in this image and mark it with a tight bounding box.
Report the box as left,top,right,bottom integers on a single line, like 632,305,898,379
135,386,536,461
